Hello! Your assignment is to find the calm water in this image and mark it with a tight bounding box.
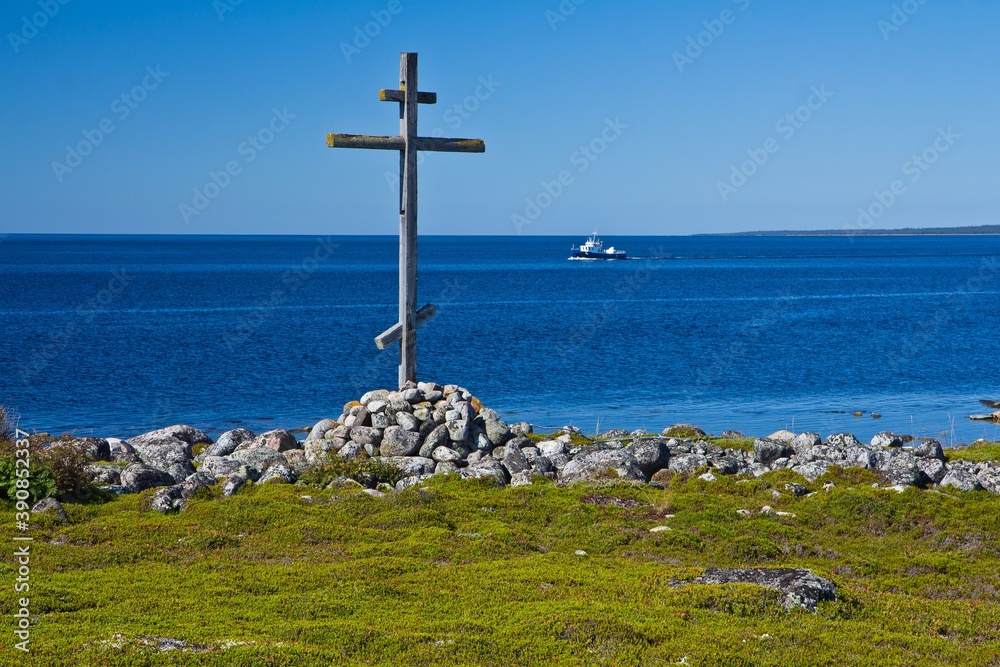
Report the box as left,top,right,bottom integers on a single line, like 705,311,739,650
1,234,998,444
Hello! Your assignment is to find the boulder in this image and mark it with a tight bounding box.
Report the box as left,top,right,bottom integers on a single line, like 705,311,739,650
120,463,175,493
484,418,512,446
501,445,531,477
911,439,945,461
418,424,450,457
381,426,421,457
71,437,111,462
446,419,470,442
381,456,436,477
395,412,420,432
625,438,669,477
754,439,793,466
246,429,298,453
940,467,982,492
130,436,195,483
432,446,463,463
108,439,140,464
150,485,185,513
668,453,709,474
200,455,242,478
510,422,533,437
537,440,566,457
350,426,382,446
308,419,337,441
825,433,863,449
303,439,336,465
258,463,297,485
222,466,253,496
228,447,288,476
915,457,947,484
129,425,212,447
31,497,67,522
84,464,121,486
790,432,822,450
871,432,904,449
338,442,368,461
766,430,796,443
790,462,829,482
681,568,836,612
559,449,646,484
459,459,507,486
201,428,254,459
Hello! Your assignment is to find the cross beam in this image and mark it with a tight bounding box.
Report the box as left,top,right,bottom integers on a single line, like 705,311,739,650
326,52,485,389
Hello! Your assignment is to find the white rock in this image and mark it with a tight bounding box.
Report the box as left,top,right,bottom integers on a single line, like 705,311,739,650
574,550,587,557
649,526,672,533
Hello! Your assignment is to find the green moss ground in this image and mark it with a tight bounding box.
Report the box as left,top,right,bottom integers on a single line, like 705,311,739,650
3,464,1000,666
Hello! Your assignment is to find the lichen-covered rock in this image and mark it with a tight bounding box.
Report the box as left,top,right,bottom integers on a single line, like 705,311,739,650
129,425,212,448
350,426,382,447
309,419,337,441
120,463,175,493
754,439,793,465
258,463,297,485
85,463,121,486
871,432,904,449
825,433,863,449
129,436,195,483
245,429,298,453
303,439,336,465
31,497,67,521
911,439,945,461
940,466,982,492
680,568,836,612
790,432,822,450
791,461,829,482
70,437,112,462
200,455,242,478
625,438,669,477
381,426,421,457
200,428,254,459
228,447,288,476
669,452,709,474
559,449,645,484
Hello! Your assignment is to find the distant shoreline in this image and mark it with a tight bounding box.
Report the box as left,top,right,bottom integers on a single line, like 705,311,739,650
702,225,1000,237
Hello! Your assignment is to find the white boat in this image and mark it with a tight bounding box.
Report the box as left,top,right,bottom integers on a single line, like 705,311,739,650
570,232,627,260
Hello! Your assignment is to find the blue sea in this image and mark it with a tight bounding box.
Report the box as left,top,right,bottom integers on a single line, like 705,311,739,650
1,234,998,445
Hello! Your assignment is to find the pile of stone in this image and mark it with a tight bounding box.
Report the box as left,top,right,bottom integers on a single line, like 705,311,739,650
33,383,1000,516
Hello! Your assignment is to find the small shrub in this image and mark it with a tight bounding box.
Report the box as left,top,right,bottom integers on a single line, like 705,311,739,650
0,435,94,502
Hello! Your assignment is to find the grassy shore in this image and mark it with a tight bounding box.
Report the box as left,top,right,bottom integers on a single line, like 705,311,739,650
4,452,1000,666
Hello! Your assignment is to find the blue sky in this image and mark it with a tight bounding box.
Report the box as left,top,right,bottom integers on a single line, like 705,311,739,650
1,0,997,235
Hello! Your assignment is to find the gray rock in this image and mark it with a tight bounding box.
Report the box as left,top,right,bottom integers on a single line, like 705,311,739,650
681,568,836,612
71,437,111,462
395,412,420,432
401,388,423,403
719,430,745,439
446,419,469,442
754,439,793,465
380,456,436,477
395,474,434,491
283,449,310,472
201,428,254,459
108,439,140,464
338,442,368,461
625,438,670,477
360,389,389,405
371,413,391,430
825,433,863,449
501,445,531,477
766,430,797,443
150,485,185,513
435,461,460,475
790,432,822,450
871,432,904,449
710,456,742,475
130,436,195,483
228,447,288,476
85,464,121,486
128,425,212,448
976,467,1000,495
246,429,298,453
222,466,253,496
303,439,336,464
791,461,829,482
940,467,982,492
459,459,507,486
881,467,926,488
258,463,297,485
31,497,67,521
484,418,512,446
432,446,463,463
350,426,383,446
510,422,533,437
559,449,646,484
844,447,876,469
380,426,421,457
915,457,947,484
309,419,337,441
668,453,709,474
181,471,216,495
354,406,371,428
597,428,631,440
200,455,242,478
548,453,571,472
419,424,450,457
97,485,131,495
784,483,808,496
537,440,566,457
120,463,175,492
911,439,945,461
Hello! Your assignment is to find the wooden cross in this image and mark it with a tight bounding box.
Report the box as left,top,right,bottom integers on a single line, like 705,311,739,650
327,52,485,389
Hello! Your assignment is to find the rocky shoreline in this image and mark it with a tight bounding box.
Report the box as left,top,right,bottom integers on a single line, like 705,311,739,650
28,382,1000,516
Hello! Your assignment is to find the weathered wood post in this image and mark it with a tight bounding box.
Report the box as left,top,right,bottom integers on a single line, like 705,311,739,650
326,52,485,389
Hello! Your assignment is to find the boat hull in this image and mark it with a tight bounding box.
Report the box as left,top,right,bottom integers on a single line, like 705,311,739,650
571,250,627,260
